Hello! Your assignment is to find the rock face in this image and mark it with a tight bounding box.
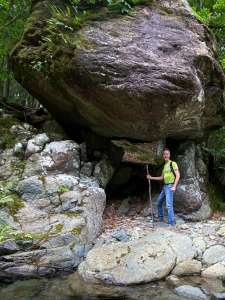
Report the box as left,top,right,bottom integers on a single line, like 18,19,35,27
0,123,106,281
174,142,212,220
11,0,224,141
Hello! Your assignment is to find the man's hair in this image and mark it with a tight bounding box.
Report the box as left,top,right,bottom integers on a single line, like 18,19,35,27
163,148,170,153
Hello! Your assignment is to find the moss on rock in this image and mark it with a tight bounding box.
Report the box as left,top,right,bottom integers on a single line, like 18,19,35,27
0,115,19,149
0,193,25,216
208,183,225,212
71,227,82,235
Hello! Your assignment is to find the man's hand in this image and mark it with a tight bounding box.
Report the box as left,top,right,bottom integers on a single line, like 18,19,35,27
171,185,176,192
146,175,152,180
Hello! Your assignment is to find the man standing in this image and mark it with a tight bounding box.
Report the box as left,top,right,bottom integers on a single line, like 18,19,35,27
147,148,180,226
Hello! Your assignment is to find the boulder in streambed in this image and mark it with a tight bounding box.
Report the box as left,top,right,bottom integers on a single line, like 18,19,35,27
78,229,195,285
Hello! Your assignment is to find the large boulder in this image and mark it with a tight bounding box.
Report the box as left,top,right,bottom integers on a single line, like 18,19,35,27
78,229,195,285
11,0,224,141
174,142,212,220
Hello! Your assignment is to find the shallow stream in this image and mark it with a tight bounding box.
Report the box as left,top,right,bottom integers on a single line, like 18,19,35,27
0,273,224,300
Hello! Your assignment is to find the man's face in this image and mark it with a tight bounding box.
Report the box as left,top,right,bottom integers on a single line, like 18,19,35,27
163,150,170,161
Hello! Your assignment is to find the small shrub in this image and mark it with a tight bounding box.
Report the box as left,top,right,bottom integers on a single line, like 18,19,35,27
0,192,25,216
208,183,225,212
0,225,13,243
57,185,70,194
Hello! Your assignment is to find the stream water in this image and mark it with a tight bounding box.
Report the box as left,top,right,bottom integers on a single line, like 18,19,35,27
0,272,224,300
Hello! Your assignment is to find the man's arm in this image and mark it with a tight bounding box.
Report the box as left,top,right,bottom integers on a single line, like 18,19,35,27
171,169,180,192
147,173,163,181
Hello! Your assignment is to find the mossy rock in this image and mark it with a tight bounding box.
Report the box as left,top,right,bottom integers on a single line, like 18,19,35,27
208,183,225,212
71,227,82,235
54,223,64,233
64,211,81,218
0,193,25,216
0,115,19,149
207,127,225,159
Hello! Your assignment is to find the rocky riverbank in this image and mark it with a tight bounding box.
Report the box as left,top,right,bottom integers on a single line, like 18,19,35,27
0,111,224,285
77,214,225,286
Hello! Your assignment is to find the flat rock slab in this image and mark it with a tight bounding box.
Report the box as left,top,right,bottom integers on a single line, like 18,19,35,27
111,140,164,165
78,229,195,285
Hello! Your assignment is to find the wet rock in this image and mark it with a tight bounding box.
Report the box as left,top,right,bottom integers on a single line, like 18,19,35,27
174,285,207,300
203,245,225,266
0,245,81,282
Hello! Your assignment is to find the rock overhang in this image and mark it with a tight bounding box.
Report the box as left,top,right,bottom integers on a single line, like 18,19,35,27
10,0,225,142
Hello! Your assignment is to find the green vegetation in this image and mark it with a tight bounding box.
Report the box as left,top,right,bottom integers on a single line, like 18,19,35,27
203,127,225,211
209,183,225,212
30,0,149,75
0,224,33,243
54,223,64,233
0,0,34,103
0,224,13,242
71,226,82,235
57,185,70,194
188,0,225,71
206,126,225,159
0,115,18,149
64,211,81,217
0,193,25,216
0,180,25,216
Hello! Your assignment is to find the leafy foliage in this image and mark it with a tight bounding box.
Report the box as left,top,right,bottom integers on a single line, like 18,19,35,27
30,0,148,75
208,183,225,212
0,0,32,80
206,127,225,159
188,0,225,71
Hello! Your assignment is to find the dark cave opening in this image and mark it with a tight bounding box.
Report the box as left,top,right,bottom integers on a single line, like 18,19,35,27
103,137,190,217
105,162,162,217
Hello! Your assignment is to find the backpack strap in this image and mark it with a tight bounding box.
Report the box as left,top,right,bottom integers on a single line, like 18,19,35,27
170,161,176,179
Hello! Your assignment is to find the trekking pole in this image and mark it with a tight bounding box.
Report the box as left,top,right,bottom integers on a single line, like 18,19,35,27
146,164,154,227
